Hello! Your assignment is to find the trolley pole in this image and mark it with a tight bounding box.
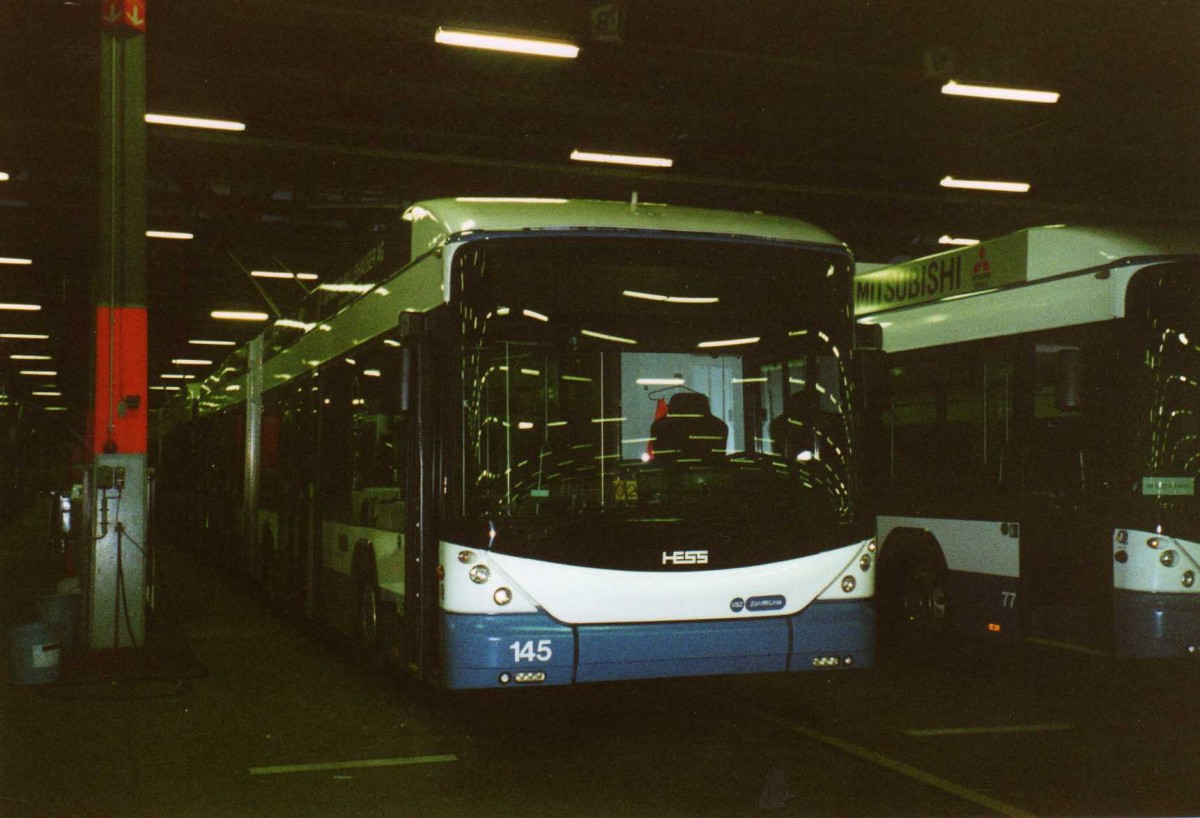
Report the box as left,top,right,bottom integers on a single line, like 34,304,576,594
86,1,148,651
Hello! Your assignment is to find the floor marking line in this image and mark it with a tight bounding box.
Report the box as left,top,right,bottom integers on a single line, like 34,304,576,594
1024,637,1110,657
249,754,458,776
905,723,1074,737
749,710,1038,818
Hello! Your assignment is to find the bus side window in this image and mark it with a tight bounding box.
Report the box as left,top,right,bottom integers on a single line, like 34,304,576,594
349,338,409,531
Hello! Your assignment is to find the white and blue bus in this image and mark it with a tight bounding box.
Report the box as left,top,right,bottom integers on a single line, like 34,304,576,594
159,197,879,689
856,226,1200,658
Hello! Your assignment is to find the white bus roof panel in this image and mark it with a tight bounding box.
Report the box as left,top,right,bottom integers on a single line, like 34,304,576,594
404,197,845,254
856,225,1199,316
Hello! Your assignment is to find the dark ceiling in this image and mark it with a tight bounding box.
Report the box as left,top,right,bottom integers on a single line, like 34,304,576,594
1,0,1197,422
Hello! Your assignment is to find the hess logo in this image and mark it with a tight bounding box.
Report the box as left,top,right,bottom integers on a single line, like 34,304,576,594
662,550,708,565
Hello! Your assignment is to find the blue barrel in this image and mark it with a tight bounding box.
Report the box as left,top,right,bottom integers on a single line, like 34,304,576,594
8,622,63,685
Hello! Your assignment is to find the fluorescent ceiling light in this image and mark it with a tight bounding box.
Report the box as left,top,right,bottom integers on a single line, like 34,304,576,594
44,406,68,411
19,370,57,376
10,354,51,360
581,329,637,345
211,310,269,321
434,27,579,59
149,385,181,391
0,332,49,339
697,337,761,348
938,235,980,246
940,176,1031,193
522,309,549,322
0,257,32,265
942,80,1060,104
251,270,319,280
171,358,212,366
571,150,673,168
145,113,247,131
318,283,372,294
161,373,195,380
189,339,235,346
636,378,686,386
0,303,41,311
31,391,62,397
147,230,194,240
274,318,316,331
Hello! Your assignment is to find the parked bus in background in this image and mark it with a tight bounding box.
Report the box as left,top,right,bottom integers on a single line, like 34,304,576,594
856,225,1199,658
158,197,880,689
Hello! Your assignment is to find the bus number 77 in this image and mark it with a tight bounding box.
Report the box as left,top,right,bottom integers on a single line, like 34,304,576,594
510,639,553,662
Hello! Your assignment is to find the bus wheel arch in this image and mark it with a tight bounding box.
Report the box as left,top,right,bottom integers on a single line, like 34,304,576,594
878,528,949,642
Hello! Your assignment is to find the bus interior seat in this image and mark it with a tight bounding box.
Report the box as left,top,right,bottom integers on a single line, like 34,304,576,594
650,392,728,461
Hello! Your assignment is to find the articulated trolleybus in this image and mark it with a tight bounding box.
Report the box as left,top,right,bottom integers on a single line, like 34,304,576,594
165,198,877,689
856,225,1200,658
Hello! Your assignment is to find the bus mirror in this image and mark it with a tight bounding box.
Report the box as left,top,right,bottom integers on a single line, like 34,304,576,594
398,311,426,340
399,347,413,414
855,322,883,350
1056,348,1083,411
856,348,888,411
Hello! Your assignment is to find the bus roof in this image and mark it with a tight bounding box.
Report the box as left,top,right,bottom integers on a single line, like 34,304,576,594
855,224,1199,315
403,197,845,255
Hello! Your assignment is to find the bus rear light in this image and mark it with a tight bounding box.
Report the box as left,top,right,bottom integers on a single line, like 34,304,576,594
1184,571,1195,589
1147,537,1161,549
515,671,546,683
1114,550,1128,564
1115,530,1128,544
1160,551,1177,567
493,587,512,606
988,623,1002,633
812,656,842,667
841,576,856,593
469,565,491,584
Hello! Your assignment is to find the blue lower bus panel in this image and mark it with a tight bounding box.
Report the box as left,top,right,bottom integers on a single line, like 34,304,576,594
786,600,875,671
440,601,874,689
574,617,789,683
1114,591,1200,659
441,613,576,689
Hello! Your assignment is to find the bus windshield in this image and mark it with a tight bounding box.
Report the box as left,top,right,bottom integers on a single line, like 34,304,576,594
1128,264,1200,541
453,234,867,570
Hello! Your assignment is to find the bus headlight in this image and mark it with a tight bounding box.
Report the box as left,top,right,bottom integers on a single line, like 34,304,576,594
859,553,873,572
841,575,856,593
1184,571,1196,589
867,539,877,553
469,564,490,584
1160,550,1176,568
493,587,513,606
458,550,475,563
1115,530,1128,544
1114,550,1128,564
1147,537,1161,549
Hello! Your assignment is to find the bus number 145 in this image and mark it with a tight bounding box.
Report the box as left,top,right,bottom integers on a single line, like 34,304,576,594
510,639,553,662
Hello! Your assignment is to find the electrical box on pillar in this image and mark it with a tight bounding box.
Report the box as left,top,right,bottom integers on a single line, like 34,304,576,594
84,0,149,652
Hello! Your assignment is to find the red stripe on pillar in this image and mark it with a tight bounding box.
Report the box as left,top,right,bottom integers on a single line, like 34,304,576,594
91,306,148,455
